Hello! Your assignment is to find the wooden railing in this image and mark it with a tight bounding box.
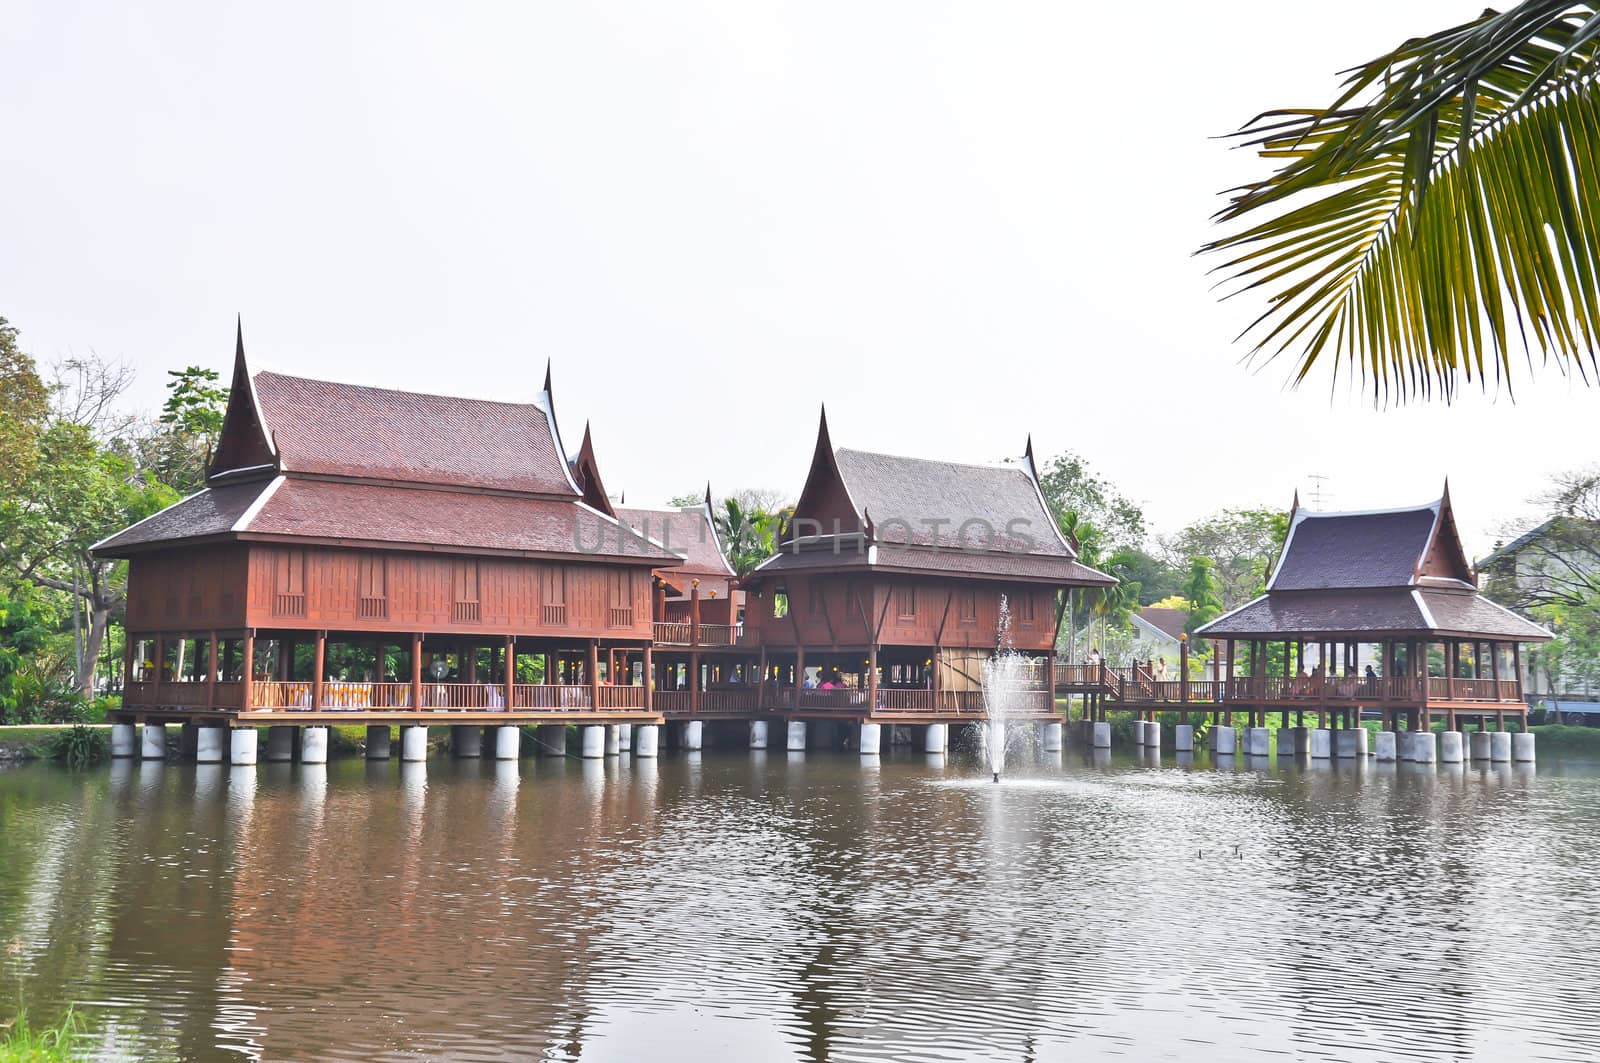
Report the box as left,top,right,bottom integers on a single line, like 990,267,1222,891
654,622,693,644
700,689,758,713
273,593,305,618
650,622,745,646
654,690,691,712
124,681,156,705
698,623,743,646
597,685,646,709
609,607,634,628
513,684,593,709
158,682,212,707
251,681,314,709
542,603,567,626
877,689,934,712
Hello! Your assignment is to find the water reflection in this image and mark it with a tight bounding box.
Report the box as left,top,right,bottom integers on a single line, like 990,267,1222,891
1,749,1599,1061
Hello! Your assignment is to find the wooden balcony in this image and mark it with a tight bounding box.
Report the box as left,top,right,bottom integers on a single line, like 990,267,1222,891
1054,668,1526,708
651,622,746,647
122,677,654,719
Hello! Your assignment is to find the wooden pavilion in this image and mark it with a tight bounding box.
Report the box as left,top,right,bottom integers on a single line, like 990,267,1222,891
93,328,680,731
739,410,1114,724
1192,486,1550,731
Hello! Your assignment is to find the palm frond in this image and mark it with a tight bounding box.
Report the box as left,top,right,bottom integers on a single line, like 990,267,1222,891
1204,1,1600,402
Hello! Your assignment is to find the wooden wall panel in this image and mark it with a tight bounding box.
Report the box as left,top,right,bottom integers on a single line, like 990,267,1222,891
126,545,251,633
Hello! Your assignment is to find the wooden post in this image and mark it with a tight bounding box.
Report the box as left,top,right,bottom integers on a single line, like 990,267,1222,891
504,635,516,710
690,581,702,646
121,630,135,699
1513,641,1523,698
588,639,601,710
411,633,423,711
756,644,767,712
643,642,653,711
1446,640,1456,701
795,645,806,706
868,643,879,711
241,631,255,712
206,630,218,709
313,631,327,710
690,650,701,714
1179,635,1189,703
154,635,166,701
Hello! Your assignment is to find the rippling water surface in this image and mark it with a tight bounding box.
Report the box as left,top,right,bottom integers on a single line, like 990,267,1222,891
2,743,1598,1061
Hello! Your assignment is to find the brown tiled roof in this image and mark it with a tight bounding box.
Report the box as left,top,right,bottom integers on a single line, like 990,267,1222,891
252,372,578,495
616,505,734,577
833,449,1071,555
1196,587,1550,640
752,542,1113,585
1270,505,1438,590
95,478,680,563
1136,606,1188,640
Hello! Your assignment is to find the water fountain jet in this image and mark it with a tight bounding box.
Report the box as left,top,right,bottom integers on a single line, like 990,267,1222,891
981,596,1028,783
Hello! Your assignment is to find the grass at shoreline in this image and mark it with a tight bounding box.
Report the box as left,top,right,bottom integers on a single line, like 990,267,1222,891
0,1008,83,1062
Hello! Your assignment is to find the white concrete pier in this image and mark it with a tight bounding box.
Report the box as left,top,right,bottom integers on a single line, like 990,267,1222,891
1469,730,1492,760
196,725,225,763
580,725,606,758
1439,731,1464,763
1144,721,1162,749
1174,724,1194,752
618,724,632,752
787,720,808,751
1404,731,1437,762
923,723,948,754
229,728,258,765
680,720,704,751
1375,731,1398,762
1211,725,1236,755
1040,721,1063,752
400,725,429,761
111,723,136,758
634,724,660,758
749,720,769,749
1276,727,1294,756
1512,732,1536,762
859,722,882,756
1093,721,1112,749
141,723,167,759
265,725,295,762
300,726,329,764
1131,721,1147,747
605,724,621,756
493,725,520,760
1336,728,1368,759
1309,728,1331,759
1244,726,1270,756
365,725,392,760
1490,731,1512,762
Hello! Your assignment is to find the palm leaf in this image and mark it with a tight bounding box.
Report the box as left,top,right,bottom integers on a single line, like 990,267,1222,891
1203,1,1600,401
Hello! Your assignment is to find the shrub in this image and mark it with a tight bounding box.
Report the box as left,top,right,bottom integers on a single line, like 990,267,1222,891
39,725,107,767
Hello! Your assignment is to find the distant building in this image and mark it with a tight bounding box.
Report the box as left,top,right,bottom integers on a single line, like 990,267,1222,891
1480,516,1600,698
1131,606,1186,660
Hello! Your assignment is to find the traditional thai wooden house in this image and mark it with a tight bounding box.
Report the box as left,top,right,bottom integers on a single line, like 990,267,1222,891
1193,486,1550,731
739,411,1114,724
94,329,680,732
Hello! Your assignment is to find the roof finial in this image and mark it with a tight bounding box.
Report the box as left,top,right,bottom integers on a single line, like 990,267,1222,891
543,358,553,397
704,482,714,508
235,314,244,359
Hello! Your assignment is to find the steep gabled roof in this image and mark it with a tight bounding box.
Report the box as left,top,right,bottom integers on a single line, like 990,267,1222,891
1268,487,1474,592
570,422,618,518
1135,606,1188,641
617,496,734,580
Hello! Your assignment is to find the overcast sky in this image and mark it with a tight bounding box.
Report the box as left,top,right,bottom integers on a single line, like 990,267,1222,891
4,1,1591,556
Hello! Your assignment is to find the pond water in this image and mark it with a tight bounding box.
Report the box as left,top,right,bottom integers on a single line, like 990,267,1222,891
2,743,1599,1062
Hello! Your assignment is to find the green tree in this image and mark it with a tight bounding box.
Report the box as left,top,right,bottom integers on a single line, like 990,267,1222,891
1205,2,1600,401
715,497,781,577
0,318,50,494
147,366,228,492
1181,556,1223,636
1165,507,1289,608
1037,452,1145,553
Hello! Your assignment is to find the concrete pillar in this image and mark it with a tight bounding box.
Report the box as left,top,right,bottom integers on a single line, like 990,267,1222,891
605,724,621,756
1040,721,1063,752
1129,721,1146,747
1174,724,1194,752
300,726,329,764
229,728,258,765
196,725,225,763
618,724,632,752
859,722,882,755
1308,729,1332,759
1407,731,1437,763
634,724,660,758
365,725,392,760
1490,731,1512,762
141,723,167,759
1375,731,1398,762
786,720,808,751
1211,725,1235,755
1245,726,1270,756
494,725,520,760
1092,721,1112,748
265,725,295,762
180,722,199,758
581,724,606,758
535,724,565,756
1275,727,1295,756
451,725,482,758
1469,730,1493,760
1512,731,1535,762
749,720,769,749
681,720,704,751
400,725,428,762
111,723,137,758
1335,728,1368,758
1144,720,1162,749
1439,731,1464,763
923,723,947,754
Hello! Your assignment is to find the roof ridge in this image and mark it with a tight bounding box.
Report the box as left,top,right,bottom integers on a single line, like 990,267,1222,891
834,445,1029,476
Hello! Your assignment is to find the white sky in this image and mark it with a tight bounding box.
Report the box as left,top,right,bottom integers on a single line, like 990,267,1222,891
4,1,1593,557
